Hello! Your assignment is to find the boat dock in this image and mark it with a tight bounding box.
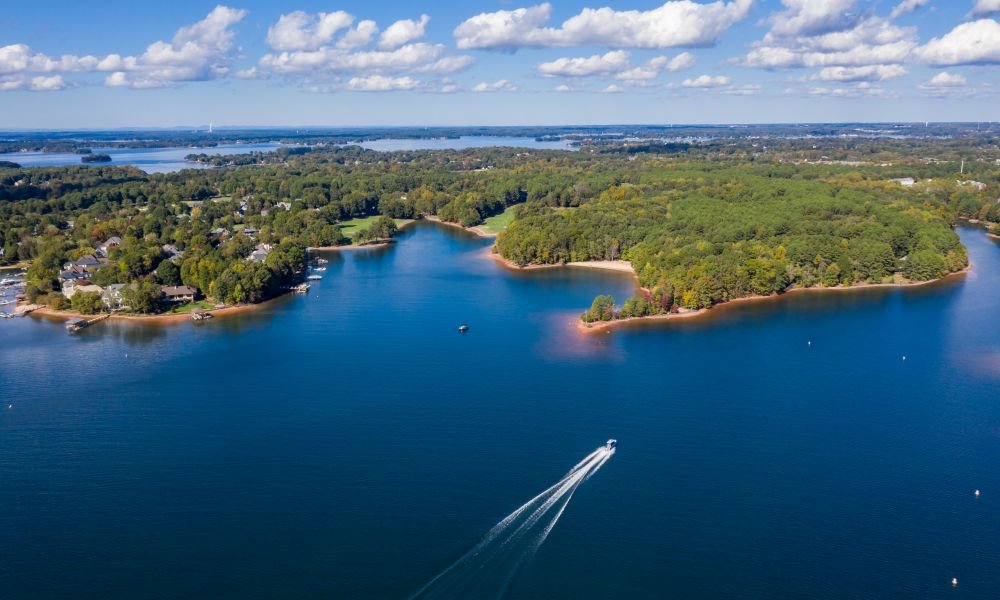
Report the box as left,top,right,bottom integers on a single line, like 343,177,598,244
65,313,109,332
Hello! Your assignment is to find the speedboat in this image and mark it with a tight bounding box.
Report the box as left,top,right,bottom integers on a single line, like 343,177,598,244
606,439,617,451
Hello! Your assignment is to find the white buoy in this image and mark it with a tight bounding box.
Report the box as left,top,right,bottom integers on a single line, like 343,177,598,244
975,489,980,497
902,355,907,361
807,340,812,346
952,578,958,587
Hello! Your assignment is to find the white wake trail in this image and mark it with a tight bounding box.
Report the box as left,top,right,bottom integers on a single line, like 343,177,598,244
410,445,614,599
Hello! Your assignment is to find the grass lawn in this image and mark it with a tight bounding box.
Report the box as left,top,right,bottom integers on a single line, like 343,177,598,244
481,206,518,235
166,300,216,314
339,216,410,240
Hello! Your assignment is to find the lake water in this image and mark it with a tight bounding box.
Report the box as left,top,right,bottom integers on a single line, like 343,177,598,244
2,223,999,598
0,143,282,174
358,136,576,152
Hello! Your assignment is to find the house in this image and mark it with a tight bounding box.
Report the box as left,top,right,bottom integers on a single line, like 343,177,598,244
957,180,986,191
893,177,916,187
277,201,292,211
210,227,230,238
162,244,185,261
59,266,91,283
243,227,259,239
96,236,122,257
63,283,103,299
62,254,101,272
102,283,134,310
161,285,198,303
247,243,273,263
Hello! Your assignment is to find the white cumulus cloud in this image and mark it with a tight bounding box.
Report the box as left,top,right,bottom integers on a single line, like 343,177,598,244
769,0,859,37
454,0,753,50
681,74,731,87
890,0,929,19
379,15,431,50
971,0,1000,17
0,6,248,90
266,11,354,51
472,79,518,92
344,74,421,91
813,64,907,82
915,19,1000,66
537,50,630,77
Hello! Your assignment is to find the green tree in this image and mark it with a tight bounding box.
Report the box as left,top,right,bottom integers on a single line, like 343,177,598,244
582,295,616,323
155,259,182,286
71,291,103,314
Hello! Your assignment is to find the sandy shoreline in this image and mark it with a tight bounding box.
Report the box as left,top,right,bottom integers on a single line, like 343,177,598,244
422,215,498,239
488,252,636,275
577,263,973,333
29,300,274,325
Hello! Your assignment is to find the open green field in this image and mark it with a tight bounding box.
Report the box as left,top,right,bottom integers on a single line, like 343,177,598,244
339,216,410,239
481,206,517,235
166,300,216,314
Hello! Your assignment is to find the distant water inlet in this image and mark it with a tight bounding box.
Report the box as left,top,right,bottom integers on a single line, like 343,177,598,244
411,445,614,599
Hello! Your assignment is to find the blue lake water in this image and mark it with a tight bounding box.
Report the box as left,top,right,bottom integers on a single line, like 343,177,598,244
0,143,282,174
1,223,999,598
358,136,575,152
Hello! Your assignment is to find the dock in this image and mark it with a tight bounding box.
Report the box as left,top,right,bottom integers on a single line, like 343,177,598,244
65,314,108,333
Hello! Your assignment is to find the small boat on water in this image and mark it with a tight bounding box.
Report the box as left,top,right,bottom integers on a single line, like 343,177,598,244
316,258,329,265
605,439,617,451
292,283,311,293
458,324,469,333
191,309,213,321
307,274,323,281
313,267,327,272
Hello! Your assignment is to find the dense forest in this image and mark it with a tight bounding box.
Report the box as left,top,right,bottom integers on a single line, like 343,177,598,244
1,133,998,318
497,164,973,320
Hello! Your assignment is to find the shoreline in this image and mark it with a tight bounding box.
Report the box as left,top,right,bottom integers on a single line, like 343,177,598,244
422,215,497,239
28,299,276,325
577,263,973,333
489,251,638,276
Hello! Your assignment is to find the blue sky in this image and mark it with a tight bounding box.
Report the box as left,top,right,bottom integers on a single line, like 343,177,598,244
2,0,999,128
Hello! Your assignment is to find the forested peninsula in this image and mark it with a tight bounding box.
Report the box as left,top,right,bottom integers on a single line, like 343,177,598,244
2,132,998,322
494,164,971,324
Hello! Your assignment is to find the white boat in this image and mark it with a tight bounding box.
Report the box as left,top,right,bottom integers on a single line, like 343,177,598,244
313,267,327,272
306,274,322,281
605,439,617,451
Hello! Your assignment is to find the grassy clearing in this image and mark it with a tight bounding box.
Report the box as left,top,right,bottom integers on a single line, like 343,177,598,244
166,300,216,314
481,206,518,235
338,216,410,239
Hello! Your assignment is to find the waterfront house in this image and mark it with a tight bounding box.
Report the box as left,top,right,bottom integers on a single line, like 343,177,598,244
161,285,198,303
63,283,103,299
102,283,134,311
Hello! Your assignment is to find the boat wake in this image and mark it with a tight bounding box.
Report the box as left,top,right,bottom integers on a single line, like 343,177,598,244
410,442,615,599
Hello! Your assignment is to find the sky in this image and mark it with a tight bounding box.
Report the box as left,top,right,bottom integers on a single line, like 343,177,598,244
2,0,999,128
